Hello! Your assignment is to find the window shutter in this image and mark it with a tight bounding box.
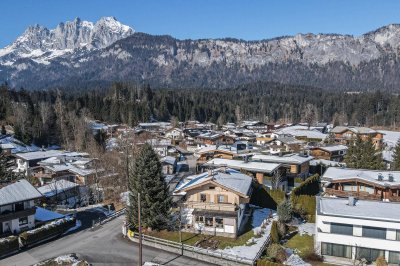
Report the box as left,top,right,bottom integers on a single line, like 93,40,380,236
224,195,228,203
206,194,210,202
214,195,218,203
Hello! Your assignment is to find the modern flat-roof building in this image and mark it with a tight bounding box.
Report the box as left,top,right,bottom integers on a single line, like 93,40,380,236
316,197,400,265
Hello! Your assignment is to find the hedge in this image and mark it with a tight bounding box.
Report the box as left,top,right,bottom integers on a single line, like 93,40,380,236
291,174,320,196
291,195,316,222
257,259,284,266
19,217,76,246
0,236,19,257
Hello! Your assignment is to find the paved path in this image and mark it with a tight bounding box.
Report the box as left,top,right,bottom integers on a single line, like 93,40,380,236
0,216,212,266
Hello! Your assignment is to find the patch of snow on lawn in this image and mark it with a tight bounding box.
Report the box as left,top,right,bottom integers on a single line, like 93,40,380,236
216,205,276,260
285,254,312,266
298,223,315,236
64,220,82,234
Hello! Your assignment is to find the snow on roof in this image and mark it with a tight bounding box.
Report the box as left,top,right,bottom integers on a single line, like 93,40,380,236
274,125,327,140
382,150,394,162
379,130,400,148
197,132,223,139
322,167,400,187
330,126,378,134
310,159,345,167
0,143,14,150
318,197,400,222
205,158,280,173
318,145,348,152
161,156,177,165
35,207,65,222
14,150,67,161
252,154,314,165
0,179,42,206
37,179,79,197
175,168,252,196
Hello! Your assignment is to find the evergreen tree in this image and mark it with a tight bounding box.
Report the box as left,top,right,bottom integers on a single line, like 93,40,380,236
128,143,171,230
0,147,20,182
392,139,400,170
344,137,384,170
277,200,293,223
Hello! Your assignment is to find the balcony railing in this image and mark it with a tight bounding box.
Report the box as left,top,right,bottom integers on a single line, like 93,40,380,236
325,188,382,200
0,207,36,223
183,201,237,212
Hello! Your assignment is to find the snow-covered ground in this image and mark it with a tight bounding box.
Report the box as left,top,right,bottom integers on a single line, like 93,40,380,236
380,130,400,148
297,223,315,236
34,254,88,266
0,135,60,154
216,206,276,260
284,254,312,266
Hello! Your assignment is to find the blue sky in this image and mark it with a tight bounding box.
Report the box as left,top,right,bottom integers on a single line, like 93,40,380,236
1,0,400,47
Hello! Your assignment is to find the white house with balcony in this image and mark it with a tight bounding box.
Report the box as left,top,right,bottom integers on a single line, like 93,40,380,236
0,179,43,234
315,196,400,265
174,168,253,238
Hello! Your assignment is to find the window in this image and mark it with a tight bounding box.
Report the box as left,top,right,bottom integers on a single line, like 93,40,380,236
321,243,352,258
362,226,386,239
397,230,400,241
200,194,207,202
356,247,384,262
14,202,24,212
195,216,204,223
331,223,353,236
209,186,215,190
205,217,213,227
217,195,225,203
389,251,400,265
19,217,28,226
215,218,223,228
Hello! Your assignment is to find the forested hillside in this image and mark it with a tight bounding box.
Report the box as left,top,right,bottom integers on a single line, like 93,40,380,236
1,81,399,147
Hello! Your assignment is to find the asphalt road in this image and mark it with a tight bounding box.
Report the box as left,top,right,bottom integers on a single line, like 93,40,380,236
0,216,213,266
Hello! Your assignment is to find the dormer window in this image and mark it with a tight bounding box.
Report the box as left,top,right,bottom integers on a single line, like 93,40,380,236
200,194,207,202
209,186,215,190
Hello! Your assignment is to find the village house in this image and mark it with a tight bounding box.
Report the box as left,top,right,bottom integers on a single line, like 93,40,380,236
315,196,400,265
272,125,327,142
174,168,253,238
0,143,14,156
322,167,400,202
195,132,235,145
161,156,177,175
37,179,86,208
309,145,348,162
164,127,184,140
330,126,384,149
0,179,42,235
203,158,281,186
251,154,314,184
267,135,304,155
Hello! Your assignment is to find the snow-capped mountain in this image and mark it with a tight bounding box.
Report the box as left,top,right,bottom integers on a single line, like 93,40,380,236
0,17,134,65
2,20,400,90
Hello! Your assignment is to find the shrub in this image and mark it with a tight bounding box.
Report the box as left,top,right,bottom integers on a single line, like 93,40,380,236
257,259,284,266
291,195,316,222
266,243,286,263
0,236,19,256
277,221,287,238
375,256,388,266
294,177,303,184
277,200,292,223
270,221,279,243
268,189,286,205
20,217,75,246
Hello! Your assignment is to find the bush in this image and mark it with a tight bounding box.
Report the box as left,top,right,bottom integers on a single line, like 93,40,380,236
266,243,286,263
291,174,320,196
0,236,19,256
268,189,286,205
270,221,279,243
375,256,388,266
257,259,284,266
20,217,75,246
277,221,287,238
277,200,292,223
291,195,316,222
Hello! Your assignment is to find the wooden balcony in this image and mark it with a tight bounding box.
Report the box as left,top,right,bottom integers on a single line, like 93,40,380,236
325,188,382,200
183,201,237,212
0,207,36,223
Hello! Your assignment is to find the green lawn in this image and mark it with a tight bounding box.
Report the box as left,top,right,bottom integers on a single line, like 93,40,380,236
146,227,256,249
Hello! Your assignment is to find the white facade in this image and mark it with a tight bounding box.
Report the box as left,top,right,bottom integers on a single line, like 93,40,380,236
1,200,36,234
316,197,400,265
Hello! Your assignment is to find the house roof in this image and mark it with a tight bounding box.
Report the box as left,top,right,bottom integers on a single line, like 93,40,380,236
317,197,400,222
322,167,400,187
205,158,280,174
161,156,177,165
14,150,67,161
274,125,327,140
317,145,348,152
0,179,42,206
0,143,14,150
175,168,253,196
252,154,314,165
37,179,79,197
330,126,378,134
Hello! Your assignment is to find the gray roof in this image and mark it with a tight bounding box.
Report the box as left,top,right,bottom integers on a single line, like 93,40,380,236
0,179,42,206
14,150,67,161
38,179,79,197
318,145,348,152
252,154,314,165
322,167,400,187
318,197,400,222
175,168,253,196
330,126,378,134
161,156,177,165
205,158,280,174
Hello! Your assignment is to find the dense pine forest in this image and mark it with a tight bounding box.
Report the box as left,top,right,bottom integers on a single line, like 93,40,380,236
1,81,400,147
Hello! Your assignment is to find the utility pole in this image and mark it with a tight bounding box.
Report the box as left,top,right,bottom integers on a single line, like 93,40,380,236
138,192,142,266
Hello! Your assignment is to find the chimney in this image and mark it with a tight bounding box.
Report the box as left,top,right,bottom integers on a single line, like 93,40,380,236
378,173,383,181
388,173,394,182
348,196,356,206
208,169,213,176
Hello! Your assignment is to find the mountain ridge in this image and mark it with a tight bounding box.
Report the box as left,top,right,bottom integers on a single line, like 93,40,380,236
2,19,400,90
